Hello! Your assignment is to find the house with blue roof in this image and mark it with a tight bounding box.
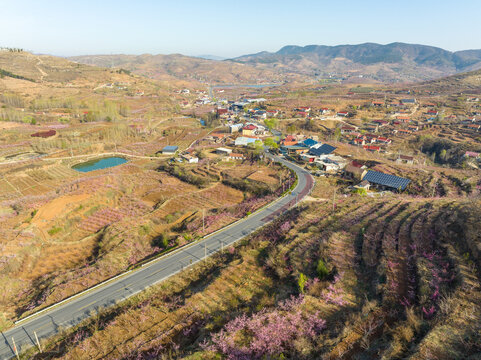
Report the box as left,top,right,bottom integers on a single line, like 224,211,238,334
161,145,179,155
301,138,318,148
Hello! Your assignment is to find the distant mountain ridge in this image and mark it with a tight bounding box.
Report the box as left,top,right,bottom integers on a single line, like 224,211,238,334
68,43,481,84
230,42,481,82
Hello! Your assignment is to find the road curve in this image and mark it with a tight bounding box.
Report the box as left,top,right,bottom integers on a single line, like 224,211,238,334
0,155,314,359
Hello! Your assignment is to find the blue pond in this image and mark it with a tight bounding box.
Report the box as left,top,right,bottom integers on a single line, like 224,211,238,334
73,157,128,172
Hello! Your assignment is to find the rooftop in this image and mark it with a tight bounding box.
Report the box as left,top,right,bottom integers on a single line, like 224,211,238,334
363,170,411,191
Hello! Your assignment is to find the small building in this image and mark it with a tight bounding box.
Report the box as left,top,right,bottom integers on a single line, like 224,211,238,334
229,123,244,133
181,154,199,163
309,144,337,157
235,136,258,147
301,138,318,148
216,147,232,155
363,145,381,152
396,116,411,123
162,145,179,155
337,111,349,117
217,108,229,116
363,170,411,192
282,145,309,155
341,125,358,134
401,98,416,105
372,119,389,127
242,124,258,136
229,153,246,160
344,163,367,180
354,180,371,191
396,155,415,165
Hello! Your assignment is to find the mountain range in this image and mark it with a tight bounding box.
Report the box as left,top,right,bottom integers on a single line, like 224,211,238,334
230,42,481,82
26,42,481,84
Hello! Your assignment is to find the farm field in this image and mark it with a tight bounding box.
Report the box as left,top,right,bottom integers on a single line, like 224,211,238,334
0,144,290,329
23,197,481,359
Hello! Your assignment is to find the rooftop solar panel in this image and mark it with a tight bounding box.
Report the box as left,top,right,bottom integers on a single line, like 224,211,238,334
363,170,411,191
309,144,336,156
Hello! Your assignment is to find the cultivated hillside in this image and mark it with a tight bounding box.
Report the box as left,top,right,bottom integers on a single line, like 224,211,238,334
414,68,481,94
0,50,134,84
23,198,481,359
68,53,294,85
231,42,481,83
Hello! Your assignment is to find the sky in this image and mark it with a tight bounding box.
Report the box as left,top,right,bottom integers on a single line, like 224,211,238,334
1,0,480,58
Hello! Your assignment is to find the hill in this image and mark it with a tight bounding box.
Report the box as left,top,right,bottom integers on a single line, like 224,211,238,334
68,53,293,85
0,50,133,84
414,68,481,94
231,42,481,83
23,198,481,359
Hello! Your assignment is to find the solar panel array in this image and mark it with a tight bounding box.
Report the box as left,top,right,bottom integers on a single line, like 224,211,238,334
309,144,336,156
363,170,411,191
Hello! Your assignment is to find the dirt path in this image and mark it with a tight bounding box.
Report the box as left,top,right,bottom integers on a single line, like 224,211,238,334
35,56,48,81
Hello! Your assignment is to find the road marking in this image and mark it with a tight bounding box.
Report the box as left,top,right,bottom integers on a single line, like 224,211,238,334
78,299,102,311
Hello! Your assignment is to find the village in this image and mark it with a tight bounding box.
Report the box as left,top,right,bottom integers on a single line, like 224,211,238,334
163,85,481,195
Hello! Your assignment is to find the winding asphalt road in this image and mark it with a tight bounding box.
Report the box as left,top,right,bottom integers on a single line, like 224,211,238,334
0,155,313,359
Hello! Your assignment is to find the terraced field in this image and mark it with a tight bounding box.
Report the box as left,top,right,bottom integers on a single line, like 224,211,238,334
27,197,481,359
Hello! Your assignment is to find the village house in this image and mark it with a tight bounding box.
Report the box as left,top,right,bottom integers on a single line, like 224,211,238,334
344,162,367,180
282,145,310,155
235,136,260,147
363,170,411,192
216,147,232,155
161,145,179,155
228,153,246,160
217,108,229,116
372,119,389,127
396,116,412,123
396,155,415,165
376,137,392,145
371,101,384,107
313,155,347,172
365,124,379,133
320,108,330,115
400,98,416,105
242,124,258,136
340,125,359,134
337,111,349,117
352,138,365,146
280,135,298,146
229,123,243,133
363,145,381,152
396,129,413,136
181,154,199,163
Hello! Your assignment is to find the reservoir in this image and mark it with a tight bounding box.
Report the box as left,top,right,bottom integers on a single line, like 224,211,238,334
73,157,128,172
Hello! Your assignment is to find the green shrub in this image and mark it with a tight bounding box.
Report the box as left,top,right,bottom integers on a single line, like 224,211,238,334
298,273,308,294
316,259,329,280
48,226,62,236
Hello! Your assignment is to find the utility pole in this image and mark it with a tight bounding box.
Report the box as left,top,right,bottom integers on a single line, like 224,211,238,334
202,209,205,233
221,240,224,252
34,331,42,353
12,337,19,360
332,188,336,212
204,243,207,260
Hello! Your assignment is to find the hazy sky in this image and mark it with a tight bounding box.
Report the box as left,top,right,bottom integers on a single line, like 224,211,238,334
1,0,480,57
